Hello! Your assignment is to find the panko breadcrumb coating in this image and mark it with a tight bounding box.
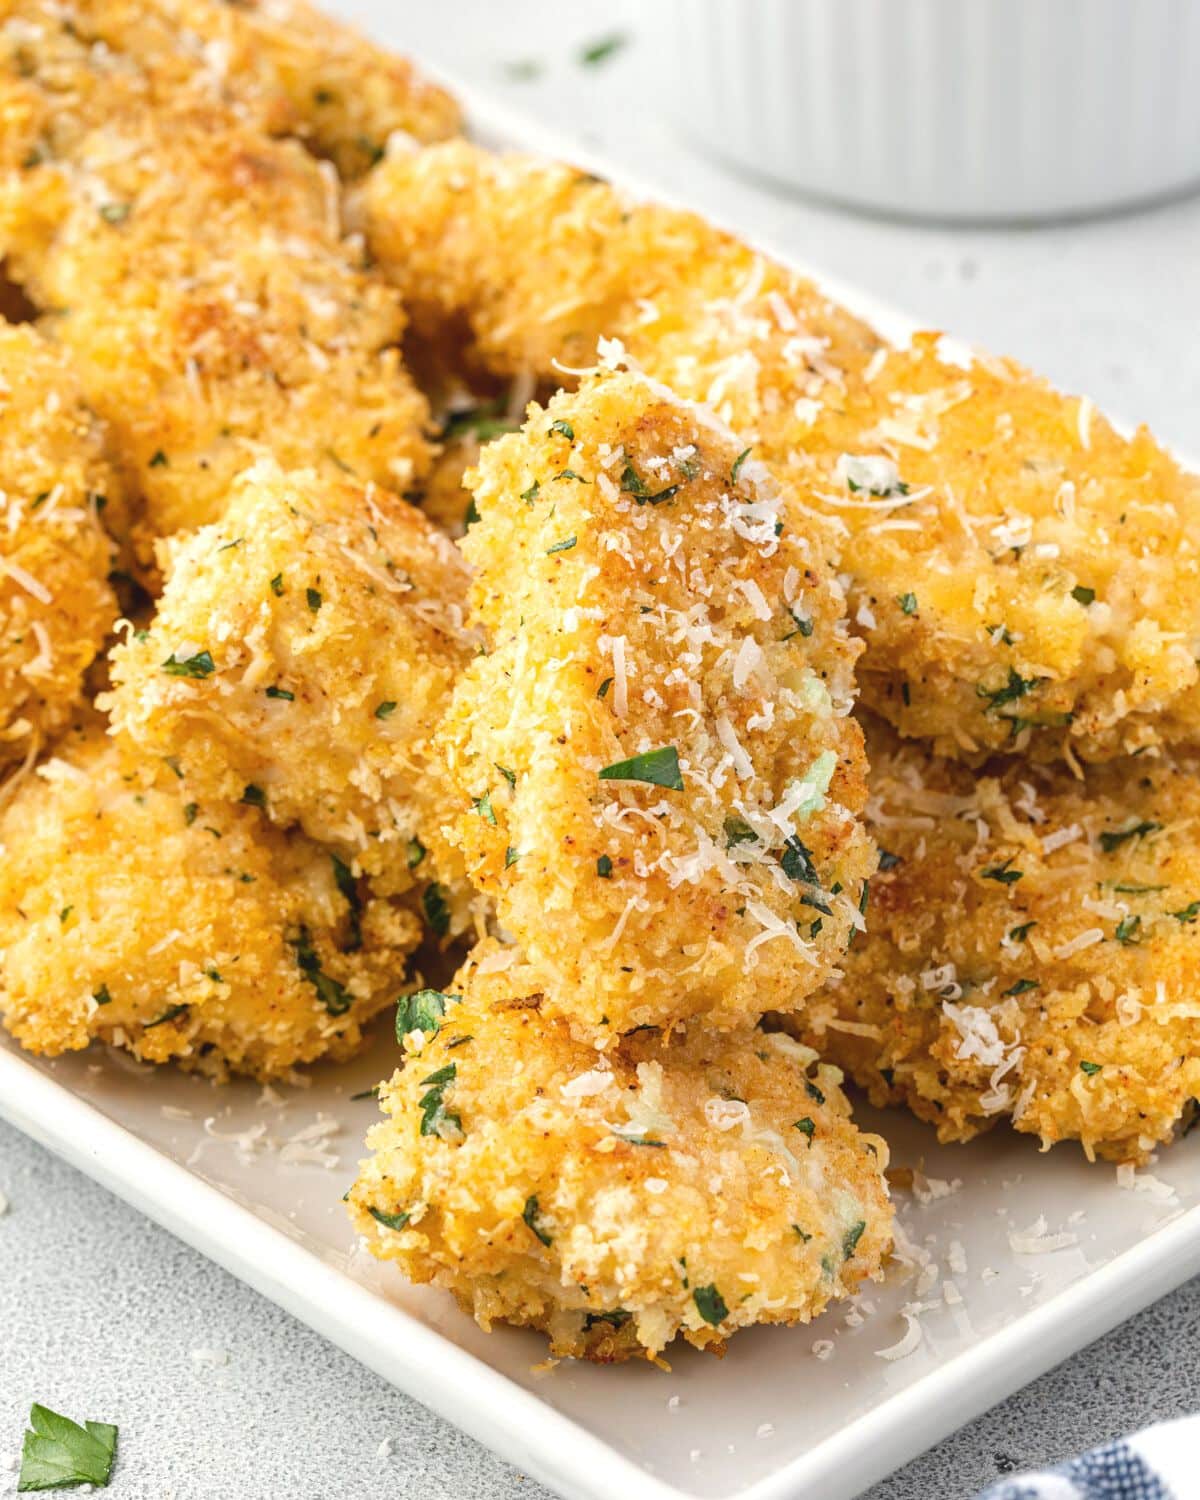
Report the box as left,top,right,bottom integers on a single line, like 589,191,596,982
806,334,1200,762
349,941,892,1362
0,323,125,769
0,3,432,543
435,369,874,1039
362,144,1200,765
68,0,460,178
105,461,475,924
359,140,882,430
790,720,1200,1163
0,722,420,1077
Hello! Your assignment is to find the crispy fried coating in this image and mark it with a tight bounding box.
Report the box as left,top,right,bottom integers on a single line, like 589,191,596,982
790,721,1200,1162
0,323,125,768
806,335,1200,762
349,941,892,1361
0,3,432,542
104,461,475,923
359,140,882,423
64,0,460,177
434,370,874,1039
362,144,1200,765
0,722,420,1077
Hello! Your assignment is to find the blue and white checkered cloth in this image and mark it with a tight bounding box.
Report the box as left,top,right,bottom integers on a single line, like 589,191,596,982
976,1415,1196,1499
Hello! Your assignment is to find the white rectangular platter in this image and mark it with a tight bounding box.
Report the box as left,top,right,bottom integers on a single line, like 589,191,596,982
3,62,1200,1500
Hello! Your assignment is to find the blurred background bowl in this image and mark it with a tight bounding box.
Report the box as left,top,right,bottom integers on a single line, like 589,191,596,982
648,0,1200,223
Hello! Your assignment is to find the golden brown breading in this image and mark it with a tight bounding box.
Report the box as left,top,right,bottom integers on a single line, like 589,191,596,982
104,461,475,929
0,323,125,769
72,0,460,177
0,721,420,1077
361,144,1200,766
434,369,874,1039
0,2,432,543
359,139,882,425
805,334,1200,762
789,720,1200,1162
348,941,892,1362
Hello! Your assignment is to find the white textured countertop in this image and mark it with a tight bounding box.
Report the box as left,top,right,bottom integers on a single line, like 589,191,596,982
4,3,1200,1496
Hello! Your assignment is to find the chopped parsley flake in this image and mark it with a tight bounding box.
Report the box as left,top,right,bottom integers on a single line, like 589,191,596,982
780,836,819,886
1079,1060,1102,1076
596,677,613,699
1071,585,1096,605
877,850,902,872
1008,921,1036,942
1115,915,1142,946
897,592,918,615
596,854,613,878
522,1194,553,1247
375,701,397,720
473,791,497,825
521,480,540,505
599,746,683,790
265,685,294,701
395,988,454,1043
549,419,575,440
241,784,266,809
579,32,627,66
977,667,1042,713
842,1220,867,1260
418,1063,461,1139
620,457,680,506
331,854,361,950
148,449,168,468
143,1003,188,1030
270,573,284,596
1171,901,1200,923
17,1404,118,1492
731,446,752,484
505,846,522,867
161,649,215,678
99,202,130,225
693,1283,728,1326
1002,978,1039,996
306,587,322,613
292,928,351,1015
981,858,1023,885
92,985,112,1007
1099,820,1162,853
495,764,517,788
793,1116,815,1143
368,1205,410,1231
422,882,450,938
546,535,577,554
406,838,426,871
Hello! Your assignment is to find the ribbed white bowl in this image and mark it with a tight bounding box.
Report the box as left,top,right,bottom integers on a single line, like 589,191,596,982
649,0,1200,222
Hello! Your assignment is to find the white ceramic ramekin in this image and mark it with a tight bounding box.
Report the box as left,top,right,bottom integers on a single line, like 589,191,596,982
648,0,1200,222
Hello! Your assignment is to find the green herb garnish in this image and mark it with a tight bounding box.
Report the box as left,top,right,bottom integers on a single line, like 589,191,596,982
522,1194,553,1247
599,746,683,790
368,1205,411,1231
161,649,214,678
693,1284,728,1326
396,989,454,1042
17,1404,117,1492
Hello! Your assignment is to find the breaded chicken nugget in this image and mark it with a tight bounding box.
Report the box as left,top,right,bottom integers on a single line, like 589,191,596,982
60,0,460,177
0,323,125,769
0,5,432,541
348,941,892,1362
360,141,881,423
105,461,474,926
790,720,1200,1163
435,369,874,1039
807,335,1200,762
362,145,1200,766
0,721,419,1077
